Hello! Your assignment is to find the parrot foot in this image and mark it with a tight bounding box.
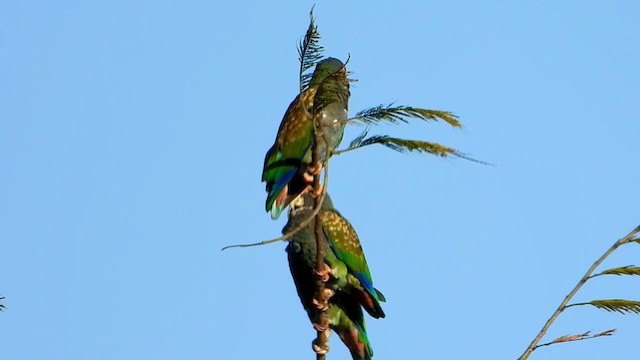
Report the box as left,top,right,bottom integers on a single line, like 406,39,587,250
312,287,334,311
315,263,332,282
312,297,329,312
313,322,328,332
302,162,323,183
304,183,323,198
307,162,323,176
312,338,330,355
302,172,314,183
322,287,335,299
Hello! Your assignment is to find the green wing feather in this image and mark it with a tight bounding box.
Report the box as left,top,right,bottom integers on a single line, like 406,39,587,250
321,210,373,284
261,90,317,214
321,208,386,320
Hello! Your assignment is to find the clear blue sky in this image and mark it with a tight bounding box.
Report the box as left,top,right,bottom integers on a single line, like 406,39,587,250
1,1,639,359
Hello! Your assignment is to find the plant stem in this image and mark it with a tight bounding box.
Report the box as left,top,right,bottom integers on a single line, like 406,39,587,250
332,144,371,157
518,225,640,360
312,119,330,360
220,184,327,251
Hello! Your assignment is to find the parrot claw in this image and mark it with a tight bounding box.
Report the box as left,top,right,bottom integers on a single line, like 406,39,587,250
306,184,323,198
313,322,328,332
322,287,335,299
307,162,323,176
312,297,329,311
302,162,323,183
312,339,330,355
315,263,332,282
312,287,334,311
302,172,314,183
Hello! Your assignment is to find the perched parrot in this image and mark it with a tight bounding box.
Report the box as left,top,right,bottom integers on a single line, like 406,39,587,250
262,58,350,219
284,193,385,360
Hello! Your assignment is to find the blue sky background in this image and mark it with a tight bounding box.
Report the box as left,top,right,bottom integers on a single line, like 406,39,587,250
1,1,639,359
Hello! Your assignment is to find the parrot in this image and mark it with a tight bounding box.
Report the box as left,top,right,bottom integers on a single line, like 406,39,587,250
262,57,350,219
284,193,385,360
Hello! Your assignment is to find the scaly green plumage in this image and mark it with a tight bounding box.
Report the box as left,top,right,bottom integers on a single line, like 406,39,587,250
285,193,384,360
262,58,350,219
262,89,316,218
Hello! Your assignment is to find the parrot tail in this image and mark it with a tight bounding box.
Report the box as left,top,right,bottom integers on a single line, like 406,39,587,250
336,321,373,360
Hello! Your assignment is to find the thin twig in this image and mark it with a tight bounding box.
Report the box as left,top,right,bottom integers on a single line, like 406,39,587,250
220,180,327,251
220,154,329,251
332,143,372,157
221,124,331,251
518,225,640,360
564,302,593,309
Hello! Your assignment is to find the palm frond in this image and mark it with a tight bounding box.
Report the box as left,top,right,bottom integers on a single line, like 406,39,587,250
0,296,4,311
582,299,640,314
337,134,490,164
360,136,458,157
298,7,324,92
595,265,640,277
348,127,370,149
349,104,461,128
630,227,640,244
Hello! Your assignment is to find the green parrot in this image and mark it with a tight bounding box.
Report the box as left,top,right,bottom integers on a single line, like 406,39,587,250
262,58,350,220
284,193,385,360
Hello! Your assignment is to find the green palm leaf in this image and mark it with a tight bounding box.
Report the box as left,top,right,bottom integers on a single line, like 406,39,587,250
595,266,640,277
569,299,640,314
298,7,324,92
349,104,461,128
340,131,489,164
